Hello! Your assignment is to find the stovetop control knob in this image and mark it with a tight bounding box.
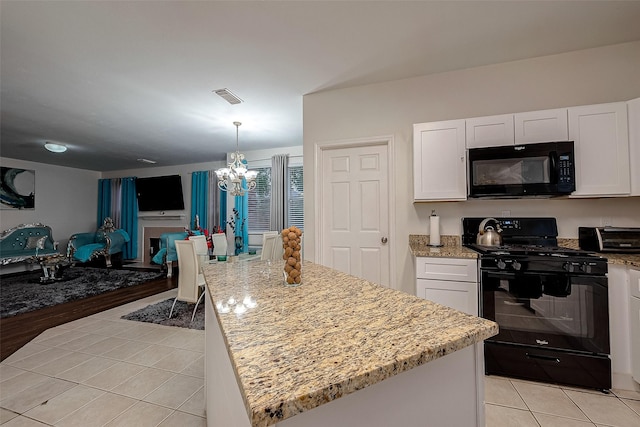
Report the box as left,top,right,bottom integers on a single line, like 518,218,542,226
512,260,522,271
496,259,507,270
581,262,592,274
563,262,579,273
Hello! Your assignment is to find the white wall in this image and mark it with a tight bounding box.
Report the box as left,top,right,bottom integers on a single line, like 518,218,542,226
303,40,640,295
102,147,302,256
102,160,226,259
0,157,100,274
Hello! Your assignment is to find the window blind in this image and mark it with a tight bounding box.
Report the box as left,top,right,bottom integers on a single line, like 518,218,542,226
247,167,271,232
288,166,304,231
247,165,303,232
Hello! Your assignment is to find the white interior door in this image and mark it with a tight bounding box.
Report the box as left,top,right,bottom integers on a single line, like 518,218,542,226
320,144,390,287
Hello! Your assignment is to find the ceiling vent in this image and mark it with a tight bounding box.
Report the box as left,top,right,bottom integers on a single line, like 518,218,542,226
214,88,243,105
137,158,157,164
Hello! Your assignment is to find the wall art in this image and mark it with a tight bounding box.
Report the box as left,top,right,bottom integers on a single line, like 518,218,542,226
0,167,35,209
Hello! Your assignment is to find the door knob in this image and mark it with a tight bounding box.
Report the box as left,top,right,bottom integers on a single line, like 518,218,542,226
381,237,388,244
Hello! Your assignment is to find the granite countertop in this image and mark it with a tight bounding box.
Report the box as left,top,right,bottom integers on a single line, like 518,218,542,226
409,234,478,259
558,238,640,268
203,260,498,427
409,235,640,268
602,253,640,268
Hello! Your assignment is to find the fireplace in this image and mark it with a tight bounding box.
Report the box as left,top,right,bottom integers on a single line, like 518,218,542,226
142,226,185,265
149,238,161,259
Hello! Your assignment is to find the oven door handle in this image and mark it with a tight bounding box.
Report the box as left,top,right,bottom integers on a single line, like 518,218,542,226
526,352,560,364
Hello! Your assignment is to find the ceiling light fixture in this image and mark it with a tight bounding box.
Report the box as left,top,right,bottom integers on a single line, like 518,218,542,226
214,88,243,105
44,142,67,153
215,122,257,197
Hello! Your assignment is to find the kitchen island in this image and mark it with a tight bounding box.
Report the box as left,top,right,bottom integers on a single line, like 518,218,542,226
203,260,498,427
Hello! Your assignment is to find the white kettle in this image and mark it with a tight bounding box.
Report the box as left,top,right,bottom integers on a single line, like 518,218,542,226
476,218,503,247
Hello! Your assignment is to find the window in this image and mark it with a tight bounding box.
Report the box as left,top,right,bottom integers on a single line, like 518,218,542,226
288,166,304,231
247,167,271,232
246,163,303,232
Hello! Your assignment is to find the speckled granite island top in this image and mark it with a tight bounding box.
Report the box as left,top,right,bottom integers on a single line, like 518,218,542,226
202,260,498,427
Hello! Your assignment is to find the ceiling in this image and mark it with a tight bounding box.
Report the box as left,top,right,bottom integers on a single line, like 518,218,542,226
2,1,640,172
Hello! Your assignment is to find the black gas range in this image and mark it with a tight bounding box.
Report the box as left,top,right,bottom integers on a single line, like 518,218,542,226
462,217,611,391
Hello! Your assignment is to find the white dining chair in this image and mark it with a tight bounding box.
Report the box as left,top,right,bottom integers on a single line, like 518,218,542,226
188,234,209,272
172,239,206,322
211,233,228,257
273,233,285,261
261,231,279,261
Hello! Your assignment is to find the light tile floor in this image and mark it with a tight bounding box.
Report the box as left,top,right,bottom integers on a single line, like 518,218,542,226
2,289,640,426
1,290,205,427
485,375,640,427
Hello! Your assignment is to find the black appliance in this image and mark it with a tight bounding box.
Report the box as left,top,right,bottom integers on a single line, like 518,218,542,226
468,141,575,198
579,226,640,253
463,217,611,391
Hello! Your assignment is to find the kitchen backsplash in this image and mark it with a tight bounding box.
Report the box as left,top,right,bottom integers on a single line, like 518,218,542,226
414,197,640,238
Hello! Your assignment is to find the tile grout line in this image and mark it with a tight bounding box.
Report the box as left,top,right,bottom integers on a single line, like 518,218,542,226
1,292,206,426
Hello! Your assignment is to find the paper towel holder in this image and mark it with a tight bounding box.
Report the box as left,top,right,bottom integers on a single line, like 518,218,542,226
427,209,444,247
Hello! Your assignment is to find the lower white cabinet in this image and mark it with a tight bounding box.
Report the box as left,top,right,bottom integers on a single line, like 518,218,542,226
415,257,478,316
629,268,640,384
608,264,640,390
628,97,640,196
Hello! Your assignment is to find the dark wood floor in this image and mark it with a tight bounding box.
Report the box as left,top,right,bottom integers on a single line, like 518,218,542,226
0,272,177,361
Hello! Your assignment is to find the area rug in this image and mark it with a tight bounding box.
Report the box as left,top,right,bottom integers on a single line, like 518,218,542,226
0,267,164,318
121,298,204,330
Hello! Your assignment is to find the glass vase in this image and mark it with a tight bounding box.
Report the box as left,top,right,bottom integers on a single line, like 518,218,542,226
282,227,303,287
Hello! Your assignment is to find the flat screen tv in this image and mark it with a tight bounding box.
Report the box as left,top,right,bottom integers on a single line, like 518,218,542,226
135,175,185,211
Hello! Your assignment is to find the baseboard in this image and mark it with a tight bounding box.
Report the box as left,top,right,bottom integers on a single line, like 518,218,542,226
612,372,640,392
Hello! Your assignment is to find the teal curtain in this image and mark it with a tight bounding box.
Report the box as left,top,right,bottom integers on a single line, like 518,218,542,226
120,177,138,260
219,188,227,231
97,179,112,226
234,179,249,254
191,171,209,231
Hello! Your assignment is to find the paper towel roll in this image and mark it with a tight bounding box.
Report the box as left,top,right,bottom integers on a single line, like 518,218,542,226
429,215,441,246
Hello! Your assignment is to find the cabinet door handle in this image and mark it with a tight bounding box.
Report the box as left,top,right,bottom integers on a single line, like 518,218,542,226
381,237,388,244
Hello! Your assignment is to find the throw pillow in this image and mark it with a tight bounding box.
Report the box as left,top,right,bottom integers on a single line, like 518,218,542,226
26,236,47,250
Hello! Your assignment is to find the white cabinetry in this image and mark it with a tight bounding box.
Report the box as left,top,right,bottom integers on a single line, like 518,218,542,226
416,257,478,316
629,268,640,384
413,120,467,201
514,108,568,144
569,102,630,197
609,264,640,391
465,114,514,148
628,98,640,196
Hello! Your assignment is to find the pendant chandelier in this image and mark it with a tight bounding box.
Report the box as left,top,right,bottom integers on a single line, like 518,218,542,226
215,121,257,196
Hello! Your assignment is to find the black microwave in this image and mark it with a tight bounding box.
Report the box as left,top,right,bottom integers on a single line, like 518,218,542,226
468,141,575,198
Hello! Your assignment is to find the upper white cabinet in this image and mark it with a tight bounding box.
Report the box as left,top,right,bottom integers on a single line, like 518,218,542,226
569,102,630,197
628,97,640,196
413,120,467,201
465,114,514,148
514,108,569,144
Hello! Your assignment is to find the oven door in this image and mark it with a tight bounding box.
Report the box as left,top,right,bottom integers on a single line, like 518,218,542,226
481,270,609,355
